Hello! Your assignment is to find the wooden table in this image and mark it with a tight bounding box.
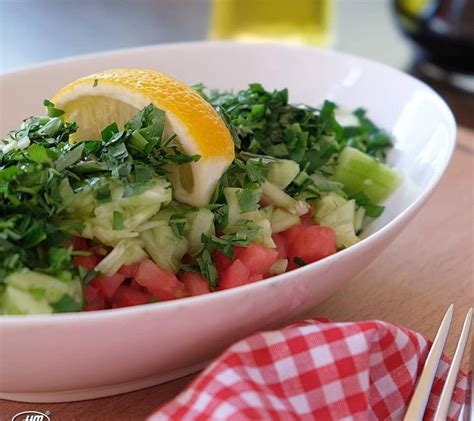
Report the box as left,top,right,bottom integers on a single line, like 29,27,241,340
1,128,472,421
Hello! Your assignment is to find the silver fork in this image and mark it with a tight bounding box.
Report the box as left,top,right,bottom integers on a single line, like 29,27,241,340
403,304,473,421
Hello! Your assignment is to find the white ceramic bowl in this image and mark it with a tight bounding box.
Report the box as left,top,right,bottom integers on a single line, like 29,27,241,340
0,42,455,403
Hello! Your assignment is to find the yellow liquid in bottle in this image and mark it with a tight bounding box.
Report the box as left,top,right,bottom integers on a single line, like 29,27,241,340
209,0,334,46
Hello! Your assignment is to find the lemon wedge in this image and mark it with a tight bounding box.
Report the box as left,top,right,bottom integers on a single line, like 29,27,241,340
51,68,235,206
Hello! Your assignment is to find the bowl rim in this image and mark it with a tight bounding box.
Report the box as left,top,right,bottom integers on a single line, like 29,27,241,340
0,40,457,324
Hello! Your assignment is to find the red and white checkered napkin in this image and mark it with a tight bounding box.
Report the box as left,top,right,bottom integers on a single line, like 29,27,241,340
149,319,469,420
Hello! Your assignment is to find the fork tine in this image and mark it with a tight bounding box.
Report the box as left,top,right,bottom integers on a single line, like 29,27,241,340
433,307,473,421
471,333,474,421
404,304,454,421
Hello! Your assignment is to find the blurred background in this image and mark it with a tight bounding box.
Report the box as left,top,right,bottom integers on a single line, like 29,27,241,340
1,0,472,127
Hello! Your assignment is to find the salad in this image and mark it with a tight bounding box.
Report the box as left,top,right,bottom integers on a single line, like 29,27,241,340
0,69,400,315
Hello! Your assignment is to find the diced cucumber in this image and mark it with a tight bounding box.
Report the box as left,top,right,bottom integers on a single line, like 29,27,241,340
311,193,360,248
67,188,96,219
75,178,172,247
262,181,308,216
224,187,243,228
93,226,139,246
185,208,215,254
3,270,83,315
271,208,301,234
140,225,188,273
248,211,276,248
123,206,163,231
310,192,347,221
149,208,176,222
267,159,300,189
5,270,74,303
323,200,360,248
221,187,275,248
81,221,94,239
96,240,147,276
252,214,275,249
119,179,171,209
260,205,274,220
135,220,168,232
331,221,360,248
235,210,275,249
333,147,401,203
310,173,345,195
354,206,366,232
3,286,53,315
268,259,288,275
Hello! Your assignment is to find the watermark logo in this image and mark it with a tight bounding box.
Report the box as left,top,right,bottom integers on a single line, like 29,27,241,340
12,410,51,421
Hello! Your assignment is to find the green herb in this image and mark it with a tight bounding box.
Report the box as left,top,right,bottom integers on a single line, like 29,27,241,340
0,101,199,287
201,219,260,260
169,213,187,239
196,249,218,289
112,211,124,230
187,219,260,289
43,99,65,117
212,203,229,229
126,104,165,154
27,144,51,164
51,293,82,312
55,143,84,172
93,183,111,203
350,192,385,218
29,288,46,300
200,84,392,200
101,122,119,142
293,257,308,267
235,185,260,213
82,269,100,285
245,158,268,184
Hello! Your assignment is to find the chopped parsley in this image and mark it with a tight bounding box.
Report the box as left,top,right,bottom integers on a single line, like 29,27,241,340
350,192,385,218
169,213,187,239
203,84,393,200
293,257,308,267
0,102,199,286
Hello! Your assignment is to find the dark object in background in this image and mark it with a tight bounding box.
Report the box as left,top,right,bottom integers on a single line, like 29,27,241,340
394,0,474,76
394,0,474,128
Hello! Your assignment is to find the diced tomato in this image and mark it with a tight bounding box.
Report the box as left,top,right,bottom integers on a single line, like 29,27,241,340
112,285,150,308
83,301,107,311
91,273,126,300
259,197,271,207
281,225,306,247
212,251,232,272
219,259,250,290
83,285,100,304
300,212,314,227
287,225,336,270
73,254,99,271
135,259,185,301
90,278,101,290
118,263,140,277
179,271,211,296
234,243,278,275
181,255,195,265
248,274,263,283
90,244,109,257
83,285,106,311
72,237,89,251
272,233,287,260
129,279,144,291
